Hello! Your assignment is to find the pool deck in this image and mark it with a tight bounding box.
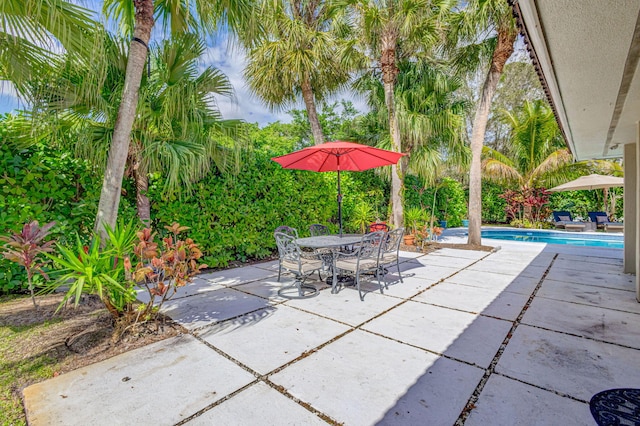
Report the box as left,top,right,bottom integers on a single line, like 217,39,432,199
22,234,639,425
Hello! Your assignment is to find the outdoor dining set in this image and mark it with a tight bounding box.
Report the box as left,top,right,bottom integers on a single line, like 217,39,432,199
273,224,404,301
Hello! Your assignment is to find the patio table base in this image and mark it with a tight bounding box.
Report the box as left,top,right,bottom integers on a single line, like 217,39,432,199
277,282,319,299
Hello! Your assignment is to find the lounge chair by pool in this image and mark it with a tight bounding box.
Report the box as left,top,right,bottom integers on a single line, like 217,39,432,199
553,211,582,229
588,212,623,232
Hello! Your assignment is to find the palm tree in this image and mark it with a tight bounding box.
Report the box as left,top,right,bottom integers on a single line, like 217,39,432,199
35,33,240,224
394,61,469,183
483,101,569,188
0,0,98,98
350,0,453,228
355,59,469,184
244,0,354,146
447,0,518,245
482,100,580,221
132,35,240,223
94,0,154,240
95,0,260,240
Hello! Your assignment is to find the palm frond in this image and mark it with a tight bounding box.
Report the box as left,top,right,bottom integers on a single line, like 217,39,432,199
482,158,522,186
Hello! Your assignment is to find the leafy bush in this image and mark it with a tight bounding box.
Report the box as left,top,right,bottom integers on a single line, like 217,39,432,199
404,206,428,235
480,182,507,223
132,223,207,316
45,221,206,338
349,202,375,234
404,175,467,227
46,221,139,319
0,143,137,293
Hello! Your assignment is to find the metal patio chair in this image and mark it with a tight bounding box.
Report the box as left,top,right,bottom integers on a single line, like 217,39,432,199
274,226,299,281
379,227,404,284
335,231,385,301
274,232,322,298
274,225,298,238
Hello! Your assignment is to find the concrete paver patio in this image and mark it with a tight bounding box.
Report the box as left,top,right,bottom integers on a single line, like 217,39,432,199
22,237,639,425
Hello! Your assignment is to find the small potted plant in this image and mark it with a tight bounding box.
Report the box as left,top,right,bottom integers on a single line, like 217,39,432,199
404,207,427,245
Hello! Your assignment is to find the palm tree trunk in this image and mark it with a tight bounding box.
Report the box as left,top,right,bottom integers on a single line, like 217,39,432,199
381,32,403,229
387,88,404,229
467,29,515,245
300,77,325,145
132,155,151,226
94,0,154,240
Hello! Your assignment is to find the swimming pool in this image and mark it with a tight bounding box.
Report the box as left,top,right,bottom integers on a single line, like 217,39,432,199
481,228,624,248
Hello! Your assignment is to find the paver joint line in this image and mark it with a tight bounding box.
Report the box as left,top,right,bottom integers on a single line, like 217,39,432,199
172,379,260,426
454,253,559,425
188,331,342,425
180,249,494,425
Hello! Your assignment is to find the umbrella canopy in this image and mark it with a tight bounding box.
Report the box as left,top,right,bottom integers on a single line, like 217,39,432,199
548,174,624,192
548,173,624,216
272,141,406,235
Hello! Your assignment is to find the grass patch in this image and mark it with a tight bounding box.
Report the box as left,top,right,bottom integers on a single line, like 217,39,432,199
0,316,60,425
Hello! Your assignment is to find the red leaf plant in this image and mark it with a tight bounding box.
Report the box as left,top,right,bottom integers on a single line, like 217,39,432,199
132,223,207,318
0,221,56,308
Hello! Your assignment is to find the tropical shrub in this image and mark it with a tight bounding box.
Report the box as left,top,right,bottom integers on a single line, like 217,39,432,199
0,221,56,307
46,221,139,320
349,202,375,234
132,223,207,317
500,187,551,228
404,206,429,235
46,221,206,337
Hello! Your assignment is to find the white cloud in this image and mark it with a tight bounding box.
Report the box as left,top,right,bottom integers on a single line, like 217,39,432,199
202,43,293,126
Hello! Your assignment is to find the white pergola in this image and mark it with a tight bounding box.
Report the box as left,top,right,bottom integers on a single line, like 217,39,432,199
512,0,640,301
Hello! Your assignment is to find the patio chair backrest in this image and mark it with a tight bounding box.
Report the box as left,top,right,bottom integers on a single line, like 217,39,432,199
274,226,298,239
553,211,573,222
309,224,330,236
274,232,301,262
357,231,385,262
382,228,404,257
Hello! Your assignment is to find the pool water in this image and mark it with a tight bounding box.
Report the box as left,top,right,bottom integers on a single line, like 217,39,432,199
481,229,624,248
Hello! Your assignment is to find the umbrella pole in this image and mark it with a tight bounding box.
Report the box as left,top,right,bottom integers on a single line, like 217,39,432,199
337,170,343,236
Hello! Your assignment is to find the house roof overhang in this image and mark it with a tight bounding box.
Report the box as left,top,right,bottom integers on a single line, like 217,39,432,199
510,0,640,161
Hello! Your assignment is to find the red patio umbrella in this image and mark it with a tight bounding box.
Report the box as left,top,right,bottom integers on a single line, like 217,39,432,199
272,141,406,235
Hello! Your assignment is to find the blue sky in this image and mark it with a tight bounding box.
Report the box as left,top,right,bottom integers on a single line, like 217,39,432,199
0,1,366,126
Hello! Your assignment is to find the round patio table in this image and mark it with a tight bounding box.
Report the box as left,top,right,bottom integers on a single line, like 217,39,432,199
590,388,640,425
296,234,363,294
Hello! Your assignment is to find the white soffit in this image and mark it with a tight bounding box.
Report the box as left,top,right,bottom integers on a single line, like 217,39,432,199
517,0,640,161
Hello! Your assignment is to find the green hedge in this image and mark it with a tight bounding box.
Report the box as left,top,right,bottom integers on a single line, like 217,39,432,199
0,143,137,293
404,175,467,227
480,182,508,223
